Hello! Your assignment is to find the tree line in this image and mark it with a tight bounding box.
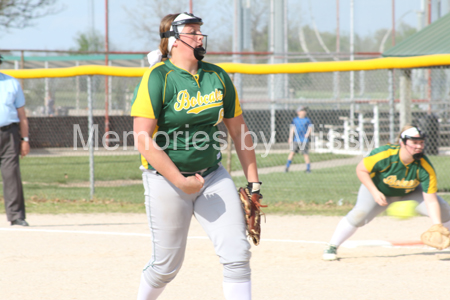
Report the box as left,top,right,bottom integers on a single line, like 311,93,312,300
0,0,417,55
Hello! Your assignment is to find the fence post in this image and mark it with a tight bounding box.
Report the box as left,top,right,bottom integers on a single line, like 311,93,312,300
76,61,80,111
388,69,395,144
399,69,412,129
333,71,340,108
44,61,49,115
344,119,349,150
328,128,335,152
270,103,276,146
20,50,24,89
340,117,349,150
358,112,364,153
372,102,380,148
88,75,95,199
314,126,322,152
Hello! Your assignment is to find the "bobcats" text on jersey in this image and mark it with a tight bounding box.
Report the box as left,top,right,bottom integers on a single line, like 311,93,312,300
174,89,223,114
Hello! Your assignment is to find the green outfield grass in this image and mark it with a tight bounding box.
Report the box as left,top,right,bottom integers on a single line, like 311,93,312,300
17,152,351,184
224,152,352,171
20,155,143,183
0,154,449,215
233,164,361,204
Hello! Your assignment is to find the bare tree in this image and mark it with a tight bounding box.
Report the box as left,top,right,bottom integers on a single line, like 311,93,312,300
124,0,190,49
0,0,63,30
123,0,233,51
249,0,269,52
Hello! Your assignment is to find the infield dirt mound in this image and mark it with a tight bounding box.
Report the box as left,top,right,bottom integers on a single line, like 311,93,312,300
1,214,449,300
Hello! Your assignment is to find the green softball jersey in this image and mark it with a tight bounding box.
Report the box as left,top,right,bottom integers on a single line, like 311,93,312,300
130,59,242,172
363,144,438,197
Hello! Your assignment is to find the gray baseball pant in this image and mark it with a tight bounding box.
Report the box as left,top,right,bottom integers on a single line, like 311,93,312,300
0,124,25,222
141,164,251,288
346,184,450,227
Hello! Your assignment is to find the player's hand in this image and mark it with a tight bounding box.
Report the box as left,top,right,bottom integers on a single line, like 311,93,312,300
288,138,292,144
179,174,205,194
21,141,30,158
372,190,387,206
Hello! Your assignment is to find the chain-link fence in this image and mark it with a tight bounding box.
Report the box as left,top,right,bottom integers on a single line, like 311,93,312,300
1,55,450,206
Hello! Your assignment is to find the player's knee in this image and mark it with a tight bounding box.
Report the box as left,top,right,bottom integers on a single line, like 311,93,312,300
346,209,372,227
223,261,251,283
141,252,185,288
217,234,251,282
142,264,181,288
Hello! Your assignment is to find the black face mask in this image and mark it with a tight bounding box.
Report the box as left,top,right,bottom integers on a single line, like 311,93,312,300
178,39,206,61
402,135,425,160
413,152,424,160
193,46,206,61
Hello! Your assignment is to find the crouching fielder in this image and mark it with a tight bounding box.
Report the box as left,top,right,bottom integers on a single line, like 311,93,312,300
131,12,261,300
323,125,450,260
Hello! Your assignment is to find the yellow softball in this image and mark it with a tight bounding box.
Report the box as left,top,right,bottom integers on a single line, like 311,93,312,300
386,200,418,220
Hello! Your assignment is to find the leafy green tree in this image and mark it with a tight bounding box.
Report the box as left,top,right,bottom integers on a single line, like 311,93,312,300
71,30,105,52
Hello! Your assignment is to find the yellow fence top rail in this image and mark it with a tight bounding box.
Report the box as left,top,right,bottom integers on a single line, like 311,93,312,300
2,54,450,79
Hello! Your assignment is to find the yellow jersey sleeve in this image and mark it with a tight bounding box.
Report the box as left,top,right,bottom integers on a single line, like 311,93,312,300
419,157,438,194
222,71,242,118
131,67,164,119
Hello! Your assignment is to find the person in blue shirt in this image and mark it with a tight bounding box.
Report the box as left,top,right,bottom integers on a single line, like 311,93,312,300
285,106,313,173
0,55,30,226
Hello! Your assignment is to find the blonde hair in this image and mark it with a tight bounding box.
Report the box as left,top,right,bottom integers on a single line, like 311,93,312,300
397,124,415,144
159,13,180,61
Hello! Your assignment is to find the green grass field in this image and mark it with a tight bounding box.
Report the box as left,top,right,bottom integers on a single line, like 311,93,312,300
17,152,351,184
1,153,449,215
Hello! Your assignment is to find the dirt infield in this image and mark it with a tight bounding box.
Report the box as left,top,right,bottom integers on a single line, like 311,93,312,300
1,214,449,300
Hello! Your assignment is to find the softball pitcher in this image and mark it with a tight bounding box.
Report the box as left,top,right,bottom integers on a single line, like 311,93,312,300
323,125,450,261
131,13,261,300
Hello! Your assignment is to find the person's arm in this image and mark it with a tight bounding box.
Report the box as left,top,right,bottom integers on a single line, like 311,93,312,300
133,117,204,194
356,159,387,206
17,106,30,158
305,124,312,139
422,192,442,224
419,162,441,224
288,124,295,144
223,114,259,183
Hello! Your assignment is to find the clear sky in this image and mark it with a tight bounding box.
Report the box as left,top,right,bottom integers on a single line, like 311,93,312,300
0,0,447,52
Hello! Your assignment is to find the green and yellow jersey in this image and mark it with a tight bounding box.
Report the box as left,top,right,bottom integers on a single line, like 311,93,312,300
363,144,437,197
131,59,242,172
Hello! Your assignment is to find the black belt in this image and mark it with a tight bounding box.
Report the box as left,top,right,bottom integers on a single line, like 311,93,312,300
156,163,220,177
180,163,220,177
0,123,18,131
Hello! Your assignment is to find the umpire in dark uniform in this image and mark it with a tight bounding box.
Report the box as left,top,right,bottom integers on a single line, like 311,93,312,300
0,54,30,226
